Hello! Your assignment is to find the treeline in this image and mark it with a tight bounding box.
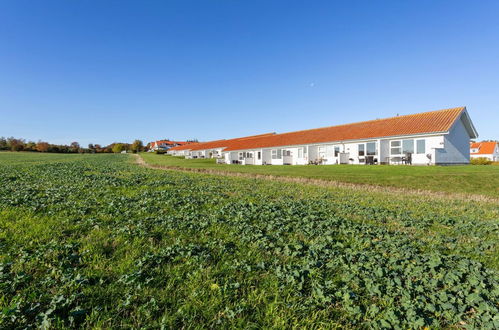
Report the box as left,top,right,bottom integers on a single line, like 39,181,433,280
0,137,145,153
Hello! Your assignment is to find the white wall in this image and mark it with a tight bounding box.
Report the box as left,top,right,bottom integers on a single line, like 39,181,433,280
435,118,470,164
218,124,471,166
471,154,494,161
380,135,444,165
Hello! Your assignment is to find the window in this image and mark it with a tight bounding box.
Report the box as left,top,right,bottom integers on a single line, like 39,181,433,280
358,144,365,156
334,146,340,157
366,142,376,156
257,152,261,160
298,147,307,158
246,152,253,158
238,152,243,161
271,149,282,159
390,140,401,155
283,150,291,156
402,139,414,154
416,139,425,154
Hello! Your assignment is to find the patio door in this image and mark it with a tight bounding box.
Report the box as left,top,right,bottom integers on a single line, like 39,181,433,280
318,146,326,159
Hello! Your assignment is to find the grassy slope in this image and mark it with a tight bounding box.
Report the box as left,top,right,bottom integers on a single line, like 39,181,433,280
0,152,498,328
141,153,499,197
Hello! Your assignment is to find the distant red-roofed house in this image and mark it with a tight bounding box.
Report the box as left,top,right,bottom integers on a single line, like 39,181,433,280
470,141,499,161
149,140,190,152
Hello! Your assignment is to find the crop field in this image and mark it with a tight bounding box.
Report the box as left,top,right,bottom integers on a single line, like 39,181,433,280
0,152,498,328
140,153,499,198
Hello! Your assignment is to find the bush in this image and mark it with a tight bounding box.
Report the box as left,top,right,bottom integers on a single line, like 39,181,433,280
471,157,492,165
112,143,124,153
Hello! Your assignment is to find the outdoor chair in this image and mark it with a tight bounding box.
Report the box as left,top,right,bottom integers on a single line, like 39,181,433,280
403,153,412,165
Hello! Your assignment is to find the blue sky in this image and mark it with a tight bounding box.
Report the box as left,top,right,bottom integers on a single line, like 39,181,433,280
1,0,498,146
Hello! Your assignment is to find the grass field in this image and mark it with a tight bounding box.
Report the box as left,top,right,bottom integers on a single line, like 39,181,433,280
141,153,499,198
0,152,498,328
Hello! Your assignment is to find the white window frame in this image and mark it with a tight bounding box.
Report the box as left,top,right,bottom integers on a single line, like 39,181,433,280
271,149,282,159
390,140,402,155
416,139,425,154
366,142,376,156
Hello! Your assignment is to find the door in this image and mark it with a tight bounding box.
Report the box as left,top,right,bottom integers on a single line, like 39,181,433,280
318,146,326,160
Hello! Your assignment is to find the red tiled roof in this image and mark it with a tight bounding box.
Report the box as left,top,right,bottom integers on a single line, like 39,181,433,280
224,107,466,151
169,142,203,151
470,141,497,155
187,133,276,151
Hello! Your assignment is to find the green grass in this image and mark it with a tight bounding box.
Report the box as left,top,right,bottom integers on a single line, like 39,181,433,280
0,152,498,328
141,153,499,198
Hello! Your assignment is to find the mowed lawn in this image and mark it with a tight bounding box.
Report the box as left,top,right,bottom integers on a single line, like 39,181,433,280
141,153,499,198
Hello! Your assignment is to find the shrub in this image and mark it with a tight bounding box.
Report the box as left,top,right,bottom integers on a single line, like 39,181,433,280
112,143,124,153
471,157,492,165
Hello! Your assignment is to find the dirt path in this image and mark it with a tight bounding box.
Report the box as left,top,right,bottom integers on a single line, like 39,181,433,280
133,154,498,203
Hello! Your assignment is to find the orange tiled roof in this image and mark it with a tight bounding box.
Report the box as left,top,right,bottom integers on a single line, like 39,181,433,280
470,141,497,155
223,107,466,151
169,142,203,151
187,133,276,151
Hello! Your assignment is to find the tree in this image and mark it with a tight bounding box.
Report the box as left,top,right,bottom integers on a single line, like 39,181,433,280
131,140,143,153
8,138,24,151
70,142,81,153
25,141,37,151
112,143,124,153
36,142,50,152
0,137,7,150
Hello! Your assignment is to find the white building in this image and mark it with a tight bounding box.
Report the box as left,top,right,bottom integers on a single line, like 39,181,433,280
168,107,478,166
149,140,189,152
219,107,477,166
470,141,499,161
168,133,275,159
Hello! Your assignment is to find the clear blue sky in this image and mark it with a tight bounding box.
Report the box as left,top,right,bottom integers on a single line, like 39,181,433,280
1,0,498,146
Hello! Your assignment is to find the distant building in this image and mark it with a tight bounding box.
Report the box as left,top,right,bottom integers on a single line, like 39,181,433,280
470,141,499,161
149,140,189,152
170,107,478,166
169,133,275,159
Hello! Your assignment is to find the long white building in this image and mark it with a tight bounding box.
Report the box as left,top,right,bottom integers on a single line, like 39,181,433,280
169,107,478,166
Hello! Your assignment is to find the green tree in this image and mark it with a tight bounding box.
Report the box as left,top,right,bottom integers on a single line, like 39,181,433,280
131,140,143,153
112,143,124,153
0,137,8,150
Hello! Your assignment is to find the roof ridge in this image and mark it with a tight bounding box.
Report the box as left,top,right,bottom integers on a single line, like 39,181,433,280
272,107,465,137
